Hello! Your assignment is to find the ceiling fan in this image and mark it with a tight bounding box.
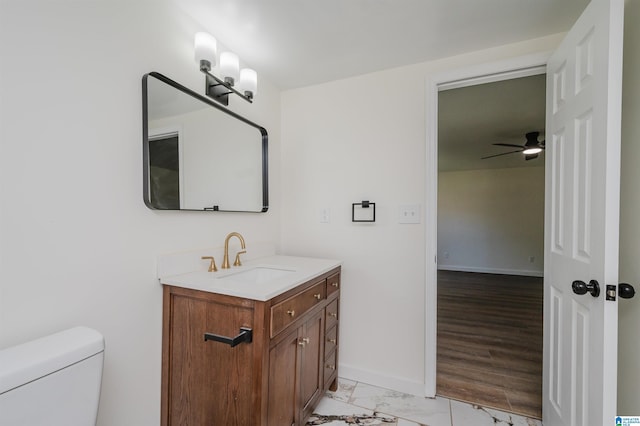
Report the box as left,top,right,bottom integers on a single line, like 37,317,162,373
481,131,545,161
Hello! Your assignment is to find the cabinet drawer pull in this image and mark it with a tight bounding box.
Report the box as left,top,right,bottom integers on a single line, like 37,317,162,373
331,282,339,287
313,293,322,300
326,364,336,370
328,338,337,344
298,337,310,347
287,310,295,317
328,312,338,318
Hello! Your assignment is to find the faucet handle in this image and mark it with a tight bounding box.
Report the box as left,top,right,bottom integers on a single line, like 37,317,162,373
201,256,218,272
233,250,246,267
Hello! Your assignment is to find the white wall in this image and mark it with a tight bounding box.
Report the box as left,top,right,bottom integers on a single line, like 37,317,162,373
438,167,544,276
0,2,281,425
280,34,562,394
617,0,640,415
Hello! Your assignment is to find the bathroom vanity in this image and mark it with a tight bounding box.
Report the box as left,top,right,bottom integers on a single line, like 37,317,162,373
160,255,341,426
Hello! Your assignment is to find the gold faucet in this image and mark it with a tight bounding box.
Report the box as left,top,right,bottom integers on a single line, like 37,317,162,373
201,256,218,272
222,232,246,269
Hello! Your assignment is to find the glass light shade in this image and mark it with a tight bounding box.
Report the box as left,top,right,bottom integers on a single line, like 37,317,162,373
220,52,240,85
239,68,258,98
523,147,542,155
194,32,217,69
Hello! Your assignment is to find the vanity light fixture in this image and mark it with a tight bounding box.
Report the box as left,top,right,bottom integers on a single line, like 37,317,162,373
194,32,257,106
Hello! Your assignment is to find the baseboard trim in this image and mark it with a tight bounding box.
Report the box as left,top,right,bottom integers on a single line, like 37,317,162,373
437,265,543,277
339,363,426,397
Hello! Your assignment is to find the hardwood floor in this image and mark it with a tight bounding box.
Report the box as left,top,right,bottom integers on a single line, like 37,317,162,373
436,270,543,419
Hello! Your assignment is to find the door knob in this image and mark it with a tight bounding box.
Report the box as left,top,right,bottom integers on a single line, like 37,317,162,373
619,283,636,299
572,280,600,297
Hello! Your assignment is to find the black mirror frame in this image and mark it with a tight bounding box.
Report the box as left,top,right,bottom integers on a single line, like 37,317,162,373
142,71,268,212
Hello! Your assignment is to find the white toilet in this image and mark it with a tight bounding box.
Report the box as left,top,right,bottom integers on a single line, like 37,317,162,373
0,326,104,425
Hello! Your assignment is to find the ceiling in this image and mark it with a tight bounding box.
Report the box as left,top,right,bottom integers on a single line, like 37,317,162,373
173,1,586,173
174,0,589,90
438,74,547,172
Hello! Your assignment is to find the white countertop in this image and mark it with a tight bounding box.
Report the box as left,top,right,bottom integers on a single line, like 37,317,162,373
159,255,342,301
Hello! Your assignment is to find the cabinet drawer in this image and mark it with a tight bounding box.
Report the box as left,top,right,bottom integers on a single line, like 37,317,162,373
327,272,340,297
325,325,337,358
271,281,326,337
325,298,339,331
324,350,337,387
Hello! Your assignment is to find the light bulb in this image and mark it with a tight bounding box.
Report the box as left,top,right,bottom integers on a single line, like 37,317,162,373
523,147,542,155
239,68,258,99
194,32,217,71
220,52,240,85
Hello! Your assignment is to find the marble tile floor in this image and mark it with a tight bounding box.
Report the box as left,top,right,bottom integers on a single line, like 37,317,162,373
307,378,543,426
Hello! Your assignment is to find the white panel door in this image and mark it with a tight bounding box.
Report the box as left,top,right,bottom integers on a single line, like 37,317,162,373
543,0,624,425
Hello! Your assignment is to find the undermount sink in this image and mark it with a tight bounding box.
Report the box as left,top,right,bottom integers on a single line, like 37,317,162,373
218,266,296,284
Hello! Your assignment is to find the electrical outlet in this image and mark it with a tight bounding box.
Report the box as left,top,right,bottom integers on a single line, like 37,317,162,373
443,251,450,259
529,256,535,263
398,204,421,224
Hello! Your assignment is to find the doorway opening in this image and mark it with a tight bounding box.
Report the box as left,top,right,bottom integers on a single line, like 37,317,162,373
435,74,545,419
148,132,181,209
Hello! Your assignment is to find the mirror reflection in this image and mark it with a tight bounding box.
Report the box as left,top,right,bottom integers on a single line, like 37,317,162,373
143,72,268,212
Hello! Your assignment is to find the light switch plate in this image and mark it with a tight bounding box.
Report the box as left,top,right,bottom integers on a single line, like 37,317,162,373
398,204,421,224
319,208,330,223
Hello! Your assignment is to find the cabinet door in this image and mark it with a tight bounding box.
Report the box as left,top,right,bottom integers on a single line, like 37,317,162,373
167,294,255,425
268,327,299,426
268,310,325,425
300,309,324,420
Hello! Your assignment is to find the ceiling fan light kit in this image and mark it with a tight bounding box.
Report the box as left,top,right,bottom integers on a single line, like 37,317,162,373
481,131,545,161
523,147,543,155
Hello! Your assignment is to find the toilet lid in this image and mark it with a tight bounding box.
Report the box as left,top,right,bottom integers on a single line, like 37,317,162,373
0,326,104,394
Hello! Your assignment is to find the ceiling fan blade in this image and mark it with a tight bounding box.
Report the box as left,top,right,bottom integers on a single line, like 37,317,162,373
481,150,523,160
525,153,539,161
492,143,525,149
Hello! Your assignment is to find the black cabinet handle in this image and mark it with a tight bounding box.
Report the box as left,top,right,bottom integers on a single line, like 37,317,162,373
204,327,253,347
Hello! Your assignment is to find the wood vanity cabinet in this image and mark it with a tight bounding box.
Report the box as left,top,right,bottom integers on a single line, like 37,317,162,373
161,267,341,426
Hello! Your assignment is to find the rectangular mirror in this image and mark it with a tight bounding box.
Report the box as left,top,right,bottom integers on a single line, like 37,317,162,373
142,72,268,212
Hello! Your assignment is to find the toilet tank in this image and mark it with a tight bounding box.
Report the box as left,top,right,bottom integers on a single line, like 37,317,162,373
0,326,104,426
